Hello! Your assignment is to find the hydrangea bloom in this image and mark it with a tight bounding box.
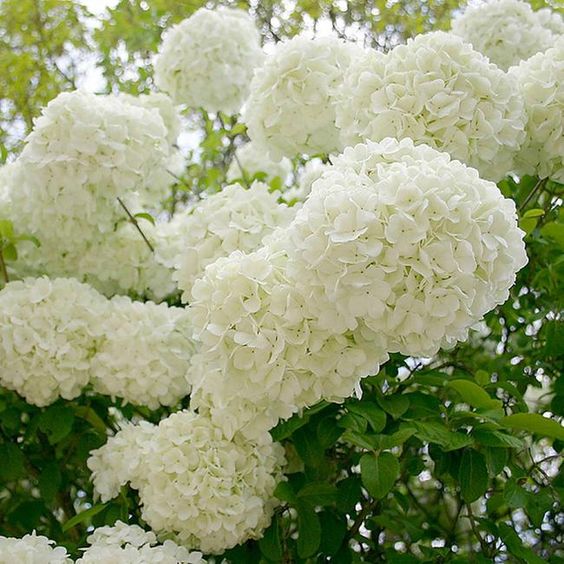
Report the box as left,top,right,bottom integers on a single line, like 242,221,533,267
76,522,206,564
245,34,364,159
282,138,528,357
90,296,195,408
226,142,292,184
536,7,564,35
173,182,295,302
88,411,285,554
451,0,562,71
336,32,526,181
0,277,107,406
154,7,264,114
509,40,564,182
0,533,71,563
189,248,387,438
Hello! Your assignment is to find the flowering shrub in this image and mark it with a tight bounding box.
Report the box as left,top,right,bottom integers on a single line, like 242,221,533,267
0,1,562,563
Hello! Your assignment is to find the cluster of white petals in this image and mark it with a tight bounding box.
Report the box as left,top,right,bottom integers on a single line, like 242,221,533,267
282,138,528,357
509,40,564,183
91,296,194,408
226,142,292,184
0,277,107,406
245,34,363,159
88,411,285,554
0,277,194,408
336,32,526,181
0,532,71,563
154,7,264,114
189,247,387,438
76,522,206,564
451,0,562,71
173,182,295,302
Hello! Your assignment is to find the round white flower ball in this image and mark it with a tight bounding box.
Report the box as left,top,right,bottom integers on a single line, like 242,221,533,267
226,142,293,184
336,32,526,181
244,34,364,160
154,7,264,114
509,40,564,183
0,533,71,563
88,411,286,554
189,248,387,438
172,181,295,302
451,0,562,71
90,296,195,409
283,138,528,357
0,277,108,406
77,522,206,564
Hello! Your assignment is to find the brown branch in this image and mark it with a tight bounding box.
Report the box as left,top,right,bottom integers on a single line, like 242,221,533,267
116,197,154,252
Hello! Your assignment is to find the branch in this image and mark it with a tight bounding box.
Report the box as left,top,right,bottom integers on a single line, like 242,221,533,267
519,177,547,213
0,247,9,284
116,197,154,253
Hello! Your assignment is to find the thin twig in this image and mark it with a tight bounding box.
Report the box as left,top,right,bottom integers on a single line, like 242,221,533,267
519,177,547,213
116,197,154,252
0,247,9,284
233,152,251,188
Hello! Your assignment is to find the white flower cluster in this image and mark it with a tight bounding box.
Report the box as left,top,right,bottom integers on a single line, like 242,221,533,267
5,90,177,296
282,138,528,357
0,277,194,408
88,411,285,554
0,533,71,563
0,277,107,406
76,522,206,564
226,142,292,184
189,248,386,437
510,40,564,183
244,34,363,159
91,296,194,409
173,182,295,302
154,7,264,114
451,0,562,71
336,32,526,181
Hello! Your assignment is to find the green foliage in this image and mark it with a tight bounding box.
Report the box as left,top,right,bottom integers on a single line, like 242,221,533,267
0,0,563,562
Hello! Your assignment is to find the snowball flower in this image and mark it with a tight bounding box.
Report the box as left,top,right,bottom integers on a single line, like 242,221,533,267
336,32,526,181
451,0,562,71
154,7,264,114
0,532,71,563
282,138,528,357
90,296,195,408
0,277,108,406
245,34,364,159
173,181,295,302
77,522,206,564
88,411,285,554
509,40,564,183
189,247,387,438
226,142,292,184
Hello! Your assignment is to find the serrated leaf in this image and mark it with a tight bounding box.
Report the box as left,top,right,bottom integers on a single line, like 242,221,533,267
458,449,488,503
500,413,564,441
360,451,399,500
347,401,386,432
448,379,502,410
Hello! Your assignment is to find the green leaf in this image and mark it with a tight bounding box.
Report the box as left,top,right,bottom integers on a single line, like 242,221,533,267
522,208,544,219
541,222,564,248
259,516,283,562
62,503,107,532
293,426,326,468
0,219,14,239
38,462,62,504
14,233,41,247
0,443,25,481
500,413,564,441
448,379,502,410
297,482,338,506
484,447,509,477
377,395,410,419
411,421,473,451
360,451,399,500
458,449,488,503
498,522,545,564
2,242,17,261
347,401,386,432
296,501,321,558
319,511,347,556
133,212,156,226
273,480,296,504
38,406,75,444
473,429,525,449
